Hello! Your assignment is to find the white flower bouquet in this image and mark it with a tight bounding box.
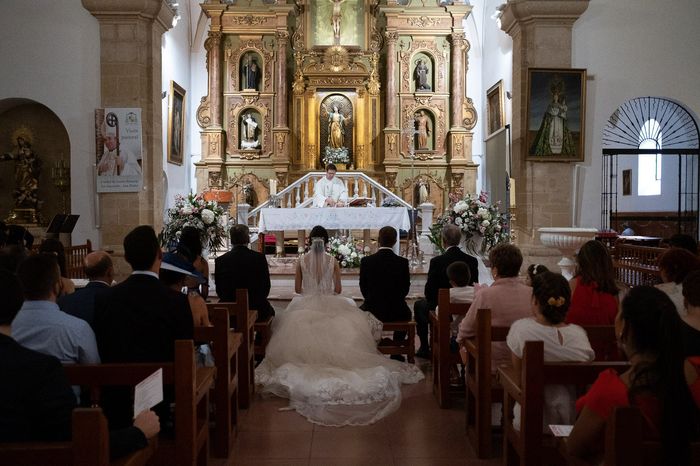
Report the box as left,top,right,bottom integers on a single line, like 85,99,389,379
159,192,227,253
328,235,364,268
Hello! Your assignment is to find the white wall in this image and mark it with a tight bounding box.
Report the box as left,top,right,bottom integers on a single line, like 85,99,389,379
0,0,100,245
573,0,700,228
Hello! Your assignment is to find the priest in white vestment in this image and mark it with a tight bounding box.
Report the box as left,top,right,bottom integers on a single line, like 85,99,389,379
313,163,348,207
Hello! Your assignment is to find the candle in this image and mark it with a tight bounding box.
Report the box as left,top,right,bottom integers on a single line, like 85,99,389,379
270,179,277,196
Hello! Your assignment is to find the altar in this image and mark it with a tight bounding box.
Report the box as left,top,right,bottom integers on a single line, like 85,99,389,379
258,207,411,255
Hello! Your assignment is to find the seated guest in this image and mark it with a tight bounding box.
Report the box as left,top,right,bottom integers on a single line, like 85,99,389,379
437,261,474,345
656,247,700,317
177,226,209,299
6,224,33,250
0,269,160,458
359,226,411,357
39,238,75,296
12,254,100,365
0,244,28,273
94,225,193,430
667,233,699,256
566,240,619,325
507,271,594,430
682,270,700,357
567,286,700,465
58,251,114,327
414,224,479,358
525,263,549,286
457,243,532,370
160,252,211,327
215,224,275,322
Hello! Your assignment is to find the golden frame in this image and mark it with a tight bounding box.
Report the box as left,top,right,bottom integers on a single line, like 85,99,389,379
525,68,587,162
168,80,186,166
486,80,504,135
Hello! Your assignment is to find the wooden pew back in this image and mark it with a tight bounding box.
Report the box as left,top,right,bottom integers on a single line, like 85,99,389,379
62,340,215,466
464,307,510,458
193,307,242,458
64,240,93,279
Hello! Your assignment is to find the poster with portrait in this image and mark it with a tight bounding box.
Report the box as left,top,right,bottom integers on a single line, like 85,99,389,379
526,68,586,162
168,81,185,166
95,107,143,193
486,80,505,135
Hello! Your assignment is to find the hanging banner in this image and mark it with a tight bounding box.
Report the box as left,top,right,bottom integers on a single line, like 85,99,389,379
95,108,143,193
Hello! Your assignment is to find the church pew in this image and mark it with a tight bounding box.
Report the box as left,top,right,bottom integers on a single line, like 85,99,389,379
498,341,629,466
429,288,471,408
602,406,700,466
208,289,257,409
0,407,156,466
254,315,274,358
62,340,215,466
463,307,510,458
377,320,417,363
580,325,622,362
193,307,242,458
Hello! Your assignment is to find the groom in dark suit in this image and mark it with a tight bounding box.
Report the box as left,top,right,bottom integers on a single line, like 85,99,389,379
413,224,478,358
215,224,275,322
360,226,411,357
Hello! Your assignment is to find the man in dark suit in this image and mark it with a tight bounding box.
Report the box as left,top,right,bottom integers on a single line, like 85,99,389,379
360,226,411,359
413,224,478,358
94,225,193,429
215,224,275,322
58,251,113,327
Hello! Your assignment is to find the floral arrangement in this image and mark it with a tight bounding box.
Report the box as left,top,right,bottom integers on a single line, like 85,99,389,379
429,191,510,255
159,192,227,253
328,235,364,268
322,146,350,166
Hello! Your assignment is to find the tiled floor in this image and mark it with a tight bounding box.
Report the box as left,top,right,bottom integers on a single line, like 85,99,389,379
214,360,502,466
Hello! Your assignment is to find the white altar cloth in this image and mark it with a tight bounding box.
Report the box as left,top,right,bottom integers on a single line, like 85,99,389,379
258,207,411,233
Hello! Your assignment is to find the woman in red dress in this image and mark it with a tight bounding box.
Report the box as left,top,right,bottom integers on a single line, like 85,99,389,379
567,286,700,465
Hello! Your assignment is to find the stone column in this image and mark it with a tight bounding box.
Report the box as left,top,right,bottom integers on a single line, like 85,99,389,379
450,32,467,129
82,0,174,251
208,32,223,129
275,30,289,128
500,0,590,237
384,30,398,129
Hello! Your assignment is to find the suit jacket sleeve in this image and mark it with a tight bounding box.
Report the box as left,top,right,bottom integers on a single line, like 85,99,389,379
400,258,410,298
424,257,440,304
359,257,369,299
259,253,271,298
469,256,479,285
109,426,148,460
214,257,231,302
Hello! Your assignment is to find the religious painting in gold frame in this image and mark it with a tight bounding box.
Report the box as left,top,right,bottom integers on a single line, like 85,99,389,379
308,0,366,48
526,68,586,162
486,80,505,135
167,80,185,166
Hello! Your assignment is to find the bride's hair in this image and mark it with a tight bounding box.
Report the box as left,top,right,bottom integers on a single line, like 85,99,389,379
308,225,329,246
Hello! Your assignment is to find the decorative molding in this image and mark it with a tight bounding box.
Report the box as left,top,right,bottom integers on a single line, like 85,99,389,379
367,52,380,96
226,96,271,157
292,51,306,95
196,96,211,128
225,38,275,93
462,97,477,130
407,16,442,29
401,98,447,159
308,76,366,87
399,38,447,93
230,14,268,26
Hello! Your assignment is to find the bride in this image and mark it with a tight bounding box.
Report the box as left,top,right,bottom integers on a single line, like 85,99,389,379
255,226,424,426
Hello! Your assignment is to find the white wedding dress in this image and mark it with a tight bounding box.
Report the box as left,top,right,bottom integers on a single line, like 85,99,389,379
255,242,424,426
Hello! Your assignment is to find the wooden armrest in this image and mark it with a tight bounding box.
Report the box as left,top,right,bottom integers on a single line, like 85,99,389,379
248,310,258,327
497,366,523,404
194,367,216,401
113,436,158,466
229,331,242,353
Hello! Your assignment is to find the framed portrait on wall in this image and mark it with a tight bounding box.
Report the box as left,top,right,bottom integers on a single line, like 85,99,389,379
622,169,632,196
486,80,505,135
526,68,586,162
167,80,185,166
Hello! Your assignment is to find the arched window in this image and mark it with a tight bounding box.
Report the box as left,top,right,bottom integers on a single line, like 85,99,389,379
638,118,662,196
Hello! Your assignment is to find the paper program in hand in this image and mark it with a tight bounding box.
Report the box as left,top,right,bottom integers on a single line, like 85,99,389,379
133,368,164,417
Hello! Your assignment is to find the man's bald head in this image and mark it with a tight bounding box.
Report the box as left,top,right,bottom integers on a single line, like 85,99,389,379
83,251,113,283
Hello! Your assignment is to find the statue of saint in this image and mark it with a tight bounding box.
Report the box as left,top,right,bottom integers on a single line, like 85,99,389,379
243,114,258,141
415,111,431,150
243,56,260,90
1,136,41,210
414,59,431,91
328,105,346,149
330,0,346,43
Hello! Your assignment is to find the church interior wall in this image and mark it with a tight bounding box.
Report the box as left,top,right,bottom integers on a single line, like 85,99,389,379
187,15,209,193
573,0,700,229
0,0,100,245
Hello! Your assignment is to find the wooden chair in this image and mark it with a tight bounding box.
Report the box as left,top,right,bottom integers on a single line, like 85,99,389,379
208,289,257,409
603,406,700,466
377,320,417,363
63,340,215,466
0,407,156,466
253,316,274,358
498,341,629,466
429,288,470,408
64,240,93,279
193,307,242,458
463,307,510,458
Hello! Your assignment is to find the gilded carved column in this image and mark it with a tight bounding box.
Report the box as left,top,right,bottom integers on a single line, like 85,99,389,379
275,30,290,128
208,32,223,129
384,31,398,129
450,32,467,129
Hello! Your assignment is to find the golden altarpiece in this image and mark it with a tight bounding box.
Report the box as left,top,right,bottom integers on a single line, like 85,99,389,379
195,0,478,212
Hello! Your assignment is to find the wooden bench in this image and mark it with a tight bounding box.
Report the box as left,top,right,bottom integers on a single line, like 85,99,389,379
208,289,257,409
65,240,93,279
377,320,417,363
0,407,156,466
429,288,471,408
580,325,622,362
498,341,629,466
613,243,663,287
193,307,242,458
63,340,215,466
253,316,274,358
603,406,700,466
463,307,510,458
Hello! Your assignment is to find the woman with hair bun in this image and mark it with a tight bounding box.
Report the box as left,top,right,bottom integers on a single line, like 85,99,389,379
506,271,594,430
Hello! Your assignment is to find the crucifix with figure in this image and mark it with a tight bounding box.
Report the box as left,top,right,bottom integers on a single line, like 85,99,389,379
330,0,346,44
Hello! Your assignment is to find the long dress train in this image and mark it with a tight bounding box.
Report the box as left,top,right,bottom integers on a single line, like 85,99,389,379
255,247,424,426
